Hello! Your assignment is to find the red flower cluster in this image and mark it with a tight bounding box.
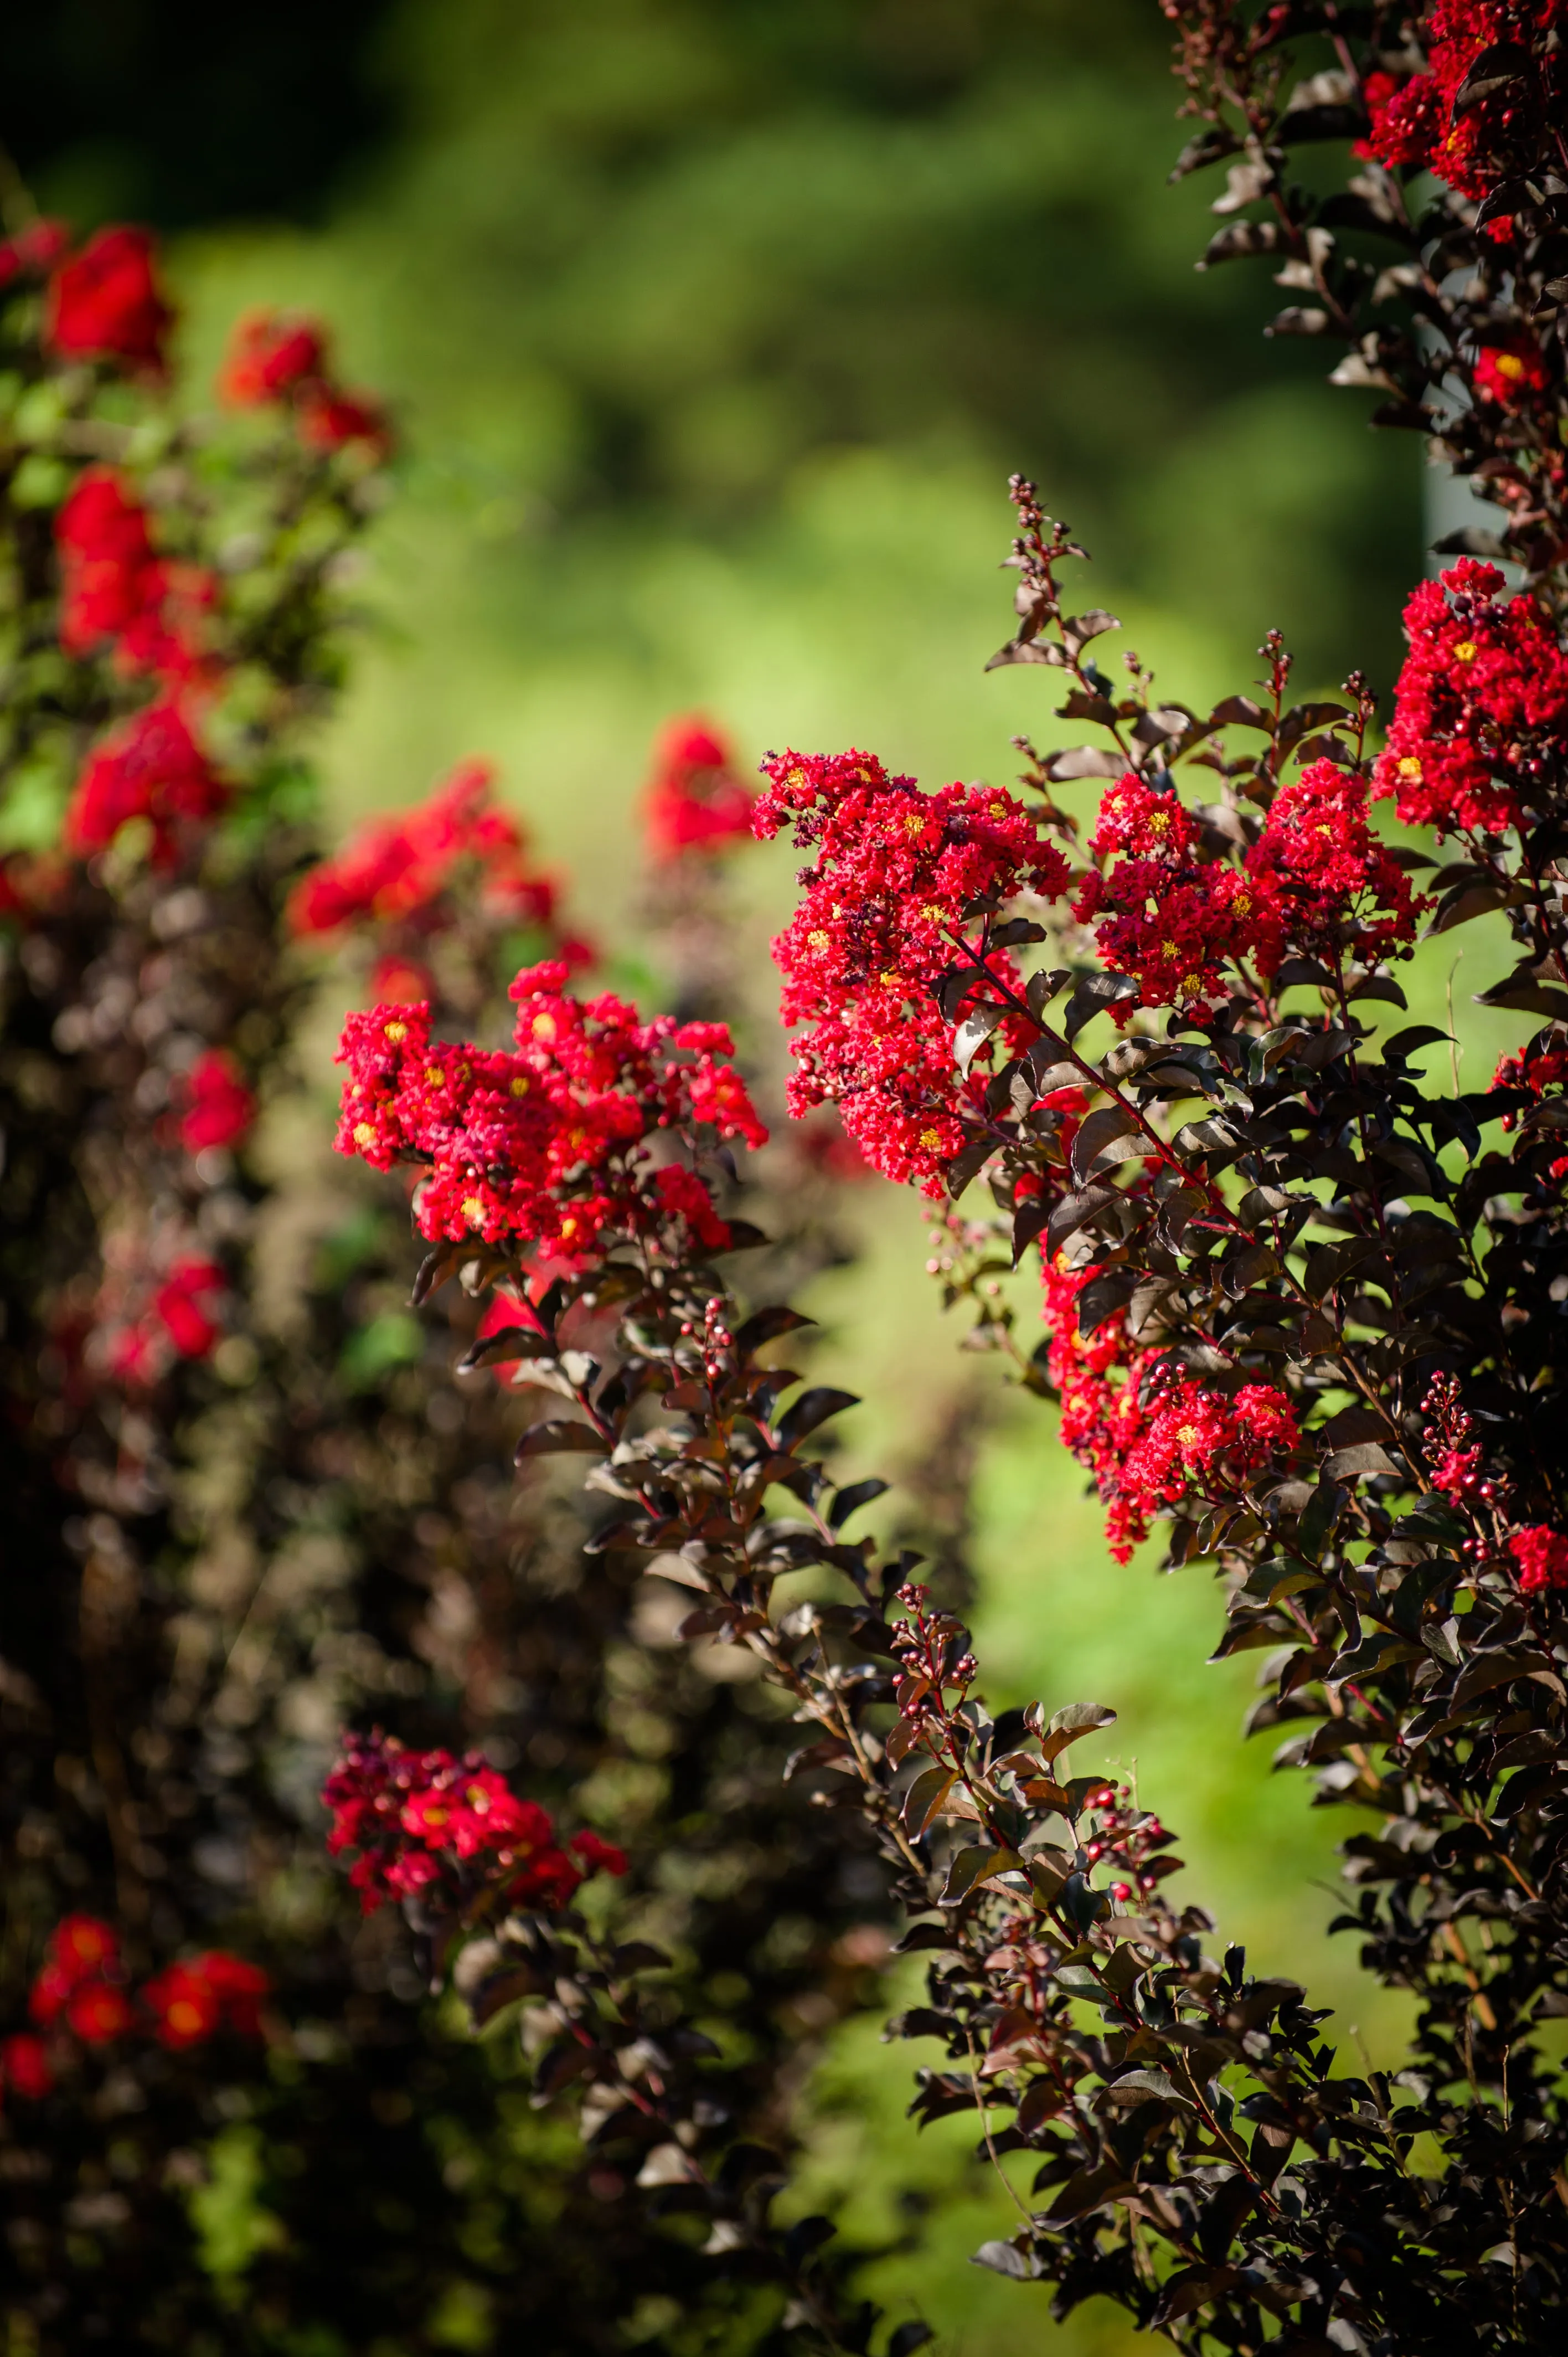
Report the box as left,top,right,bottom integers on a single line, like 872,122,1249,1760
756,748,1069,1191
220,308,391,457
1245,760,1422,973
1076,764,1419,1018
289,759,572,959
1475,339,1550,406
63,698,228,867
1361,0,1556,207
644,716,756,861
1492,1034,1568,1129
1375,560,1568,837
0,219,69,293
45,227,172,372
323,1729,626,1916
102,1252,226,1385
1421,1373,1488,1506
1076,778,1250,1017
177,1050,256,1155
334,964,765,1258
1510,1525,1568,1594
141,1953,270,2049
23,1915,267,2057
55,468,215,685
1041,1253,1299,1561
28,1916,130,2041
0,2033,53,2104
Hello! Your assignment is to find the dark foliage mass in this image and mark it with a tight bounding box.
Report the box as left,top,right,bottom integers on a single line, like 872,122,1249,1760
0,232,889,2353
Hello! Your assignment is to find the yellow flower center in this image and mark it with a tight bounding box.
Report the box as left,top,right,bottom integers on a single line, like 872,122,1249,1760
532,1014,556,1041
425,1066,444,1084
1147,810,1169,833
1454,641,1478,663
462,1196,484,1223
384,1020,408,1043
1497,352,1526,380
509,1076,529,1097
1177,1423,1199,1448
988,800,1008,818
1397,755,1422,780
807,929,830,949
902,811,925,835
353,1121,375,1145
1178,972,1204,999
920,1127,943,1150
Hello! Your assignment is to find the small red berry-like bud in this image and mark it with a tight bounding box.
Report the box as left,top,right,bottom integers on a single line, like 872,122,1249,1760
1111,1882,1132,1903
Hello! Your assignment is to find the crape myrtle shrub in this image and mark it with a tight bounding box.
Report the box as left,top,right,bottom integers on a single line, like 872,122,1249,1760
328,1,1568,2351
0,228,902,2353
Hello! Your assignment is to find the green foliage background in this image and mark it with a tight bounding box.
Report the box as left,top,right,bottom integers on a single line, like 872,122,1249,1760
19,2,1489,2349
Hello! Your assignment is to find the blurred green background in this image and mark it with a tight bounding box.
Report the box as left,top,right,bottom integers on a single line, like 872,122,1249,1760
8,3,1478,2349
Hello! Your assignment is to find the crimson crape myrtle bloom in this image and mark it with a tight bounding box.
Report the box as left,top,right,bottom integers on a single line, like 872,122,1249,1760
1075,765,1419,1020
56,471,157,655
1476,339,1551,406
290,759,563,942
755,747,1069,1192
30,1915,119,2010
45,227,172,371
101,1256,225,1385
218,306,391,453
149,1257,226,1359
28,1915,132,2045
72,1235,229,1393
1040,1253,1301,1562
176,1049,255,1154
21,1913,266,2060
1363,0,1559,207
322,1730,624,1916
65,1984,135,2043
55,468,215,685
141,1952,270,2049
1244,760,1422,974
1510,1525,1568,1593
0,2034,53,2102
1040,1249,1162,1562
1375,559,1568,837
644,716,756,860
63,698,229,866
1075,775,1258,1018
333,963,764,1259
1493,1033,1568,1130
220,310,329,404
298,385,393,459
